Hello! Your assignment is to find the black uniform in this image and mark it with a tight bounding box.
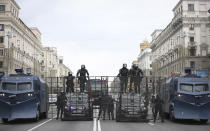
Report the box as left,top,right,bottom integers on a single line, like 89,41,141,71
98,95,109,120
56,92,67,120
66,74,75,93
129,65,138,92
151,95,155,116
107,96,114,120
153,95,164,123
118,67,129,93
76,68,89,92
135,67,143,94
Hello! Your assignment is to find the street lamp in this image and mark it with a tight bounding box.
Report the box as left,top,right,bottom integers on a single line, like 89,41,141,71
32,53,42,76
6,31,16,75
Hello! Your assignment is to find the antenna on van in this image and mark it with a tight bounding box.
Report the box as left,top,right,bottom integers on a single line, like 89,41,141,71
26,68,31,75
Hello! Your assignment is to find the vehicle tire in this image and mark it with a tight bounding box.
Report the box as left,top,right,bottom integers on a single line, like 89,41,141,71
43,112,48,119
200,119,208,124
169,107,175,121
34,108,40,122
2,118,8,123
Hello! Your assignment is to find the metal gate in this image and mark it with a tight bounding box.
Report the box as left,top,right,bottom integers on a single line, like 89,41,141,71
45,76,166,121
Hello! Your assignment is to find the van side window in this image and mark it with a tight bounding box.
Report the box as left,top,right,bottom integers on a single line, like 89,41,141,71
34,80,40,91
174,80,178,92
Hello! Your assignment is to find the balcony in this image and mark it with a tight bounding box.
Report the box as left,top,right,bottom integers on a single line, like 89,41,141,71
188,42,196,48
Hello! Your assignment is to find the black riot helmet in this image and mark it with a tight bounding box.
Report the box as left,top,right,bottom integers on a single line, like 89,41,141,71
123,63,127,68
81,65,85,69
133,64,138,69
68,72,72,76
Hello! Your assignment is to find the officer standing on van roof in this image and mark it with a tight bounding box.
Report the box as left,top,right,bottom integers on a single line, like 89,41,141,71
153,94,164,123
76,65,89,92
66,72,75,93
118,63,129,93
56,91,67,120
136,66,144,94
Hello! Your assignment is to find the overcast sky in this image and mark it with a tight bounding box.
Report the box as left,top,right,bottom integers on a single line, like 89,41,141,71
17,0,179,76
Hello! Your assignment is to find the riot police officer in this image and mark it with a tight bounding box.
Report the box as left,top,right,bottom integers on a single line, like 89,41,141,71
98,94,109,120
56,91,67,120
151,95,156,116
129,64,140,93
136,67,143,94
153,95,164,123
118,63,129,93
76,65,89,92
66,72,75,93
107,96,114,120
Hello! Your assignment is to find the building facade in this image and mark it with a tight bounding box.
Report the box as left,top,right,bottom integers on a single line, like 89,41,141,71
57,56,71,77
137,48,152,76
0,0,43,76
42,47,59,78
151,0,210,78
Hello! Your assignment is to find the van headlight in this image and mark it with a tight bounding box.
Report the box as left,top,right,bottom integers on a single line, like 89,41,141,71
27,93,33,97
177,94,183,97
0,93,5,97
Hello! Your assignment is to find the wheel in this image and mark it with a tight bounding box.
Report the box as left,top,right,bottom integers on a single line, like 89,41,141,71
34,108,40,122
200,119,208,124
169,108,175,121
43,112,48,119
2,118,8,123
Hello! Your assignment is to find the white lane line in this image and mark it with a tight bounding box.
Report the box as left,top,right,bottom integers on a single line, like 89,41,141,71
98,120,101,131
148,122,155,126
93,118,97,131
27,116,57,131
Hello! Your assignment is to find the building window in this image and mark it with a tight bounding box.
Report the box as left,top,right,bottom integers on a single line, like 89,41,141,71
189,37,194,42
190,61,195,69
0,24,4,31
189,24,194,30
59,59,63,64
0,49,3,56
0,36,4,43
189,47,196,56
188,4,194,11
0,5,5,12
0,61,3,68
201,49,207,56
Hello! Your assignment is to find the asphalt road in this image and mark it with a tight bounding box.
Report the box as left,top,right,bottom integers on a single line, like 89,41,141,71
0,105,209,131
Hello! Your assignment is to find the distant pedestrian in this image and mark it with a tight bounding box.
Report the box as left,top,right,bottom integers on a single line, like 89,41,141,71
56,91,67,120
118,63,129,93
153,95,164,123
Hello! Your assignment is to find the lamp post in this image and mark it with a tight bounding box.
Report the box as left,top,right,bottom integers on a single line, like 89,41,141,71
32,53,42,76
6,32,16,75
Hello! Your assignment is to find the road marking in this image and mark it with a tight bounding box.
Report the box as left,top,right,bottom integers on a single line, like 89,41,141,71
98,120,101,131
93,118,97,131
148,122,155,126
27,116,57,131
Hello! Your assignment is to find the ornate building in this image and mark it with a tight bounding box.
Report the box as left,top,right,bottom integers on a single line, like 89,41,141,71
151,0,210,78
0,0,43,76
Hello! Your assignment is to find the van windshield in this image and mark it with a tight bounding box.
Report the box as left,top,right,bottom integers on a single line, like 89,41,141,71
17,83,32,91
2,83,16,91
180,84,209,92
2,82,32,91
194,84,209,92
